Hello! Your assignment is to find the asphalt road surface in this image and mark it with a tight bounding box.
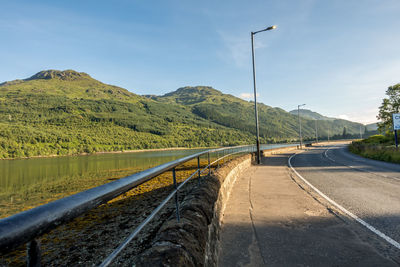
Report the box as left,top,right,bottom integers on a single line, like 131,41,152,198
290,144,400,252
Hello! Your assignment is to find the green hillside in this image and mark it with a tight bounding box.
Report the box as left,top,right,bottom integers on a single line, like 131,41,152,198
0,70,255,158
287,108,366,137
365,123,378,131
0,70,364,159
289,109,334,121
151,86,364,141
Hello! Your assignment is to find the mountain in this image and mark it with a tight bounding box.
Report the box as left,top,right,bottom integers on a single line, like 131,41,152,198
365,123,378,131
0,70,364,159
0,71,256,158
364,122,379,136
151,86,364,139
289,109,379,136
150,86,301,140
289,109,335,121
0,70,140,103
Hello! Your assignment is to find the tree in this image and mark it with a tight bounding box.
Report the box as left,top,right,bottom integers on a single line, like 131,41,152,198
342,127,347,138
377,84,400,132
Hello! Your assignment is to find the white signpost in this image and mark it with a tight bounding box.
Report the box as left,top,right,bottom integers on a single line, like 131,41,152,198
392,113,400,147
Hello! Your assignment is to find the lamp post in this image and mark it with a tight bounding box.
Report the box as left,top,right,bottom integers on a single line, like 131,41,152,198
298,104,306,149
328,126,330,143
251,25,276,164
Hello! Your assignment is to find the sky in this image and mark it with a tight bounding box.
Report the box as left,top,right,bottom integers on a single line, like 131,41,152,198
1,0,400,124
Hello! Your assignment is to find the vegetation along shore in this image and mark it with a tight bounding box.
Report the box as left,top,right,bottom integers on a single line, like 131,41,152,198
349,83,400,164
0,69,367,159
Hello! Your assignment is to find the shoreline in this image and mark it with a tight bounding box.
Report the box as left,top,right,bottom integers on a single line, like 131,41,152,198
0,146,212,161
0,139,349,161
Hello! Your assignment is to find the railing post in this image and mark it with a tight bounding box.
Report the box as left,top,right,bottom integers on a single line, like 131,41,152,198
208,152,211,176
172,168,180,222
197,156,201,185
217,151,220,169
27,239,41,267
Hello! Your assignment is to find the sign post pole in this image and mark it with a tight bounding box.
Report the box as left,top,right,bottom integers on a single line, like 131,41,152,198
392,113,400,148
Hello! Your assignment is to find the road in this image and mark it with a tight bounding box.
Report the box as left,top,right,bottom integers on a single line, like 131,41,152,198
219,145,399,266
289,143,400,252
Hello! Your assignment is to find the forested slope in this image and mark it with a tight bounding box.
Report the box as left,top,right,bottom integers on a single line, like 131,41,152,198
150,86,363,142
0,70,363,159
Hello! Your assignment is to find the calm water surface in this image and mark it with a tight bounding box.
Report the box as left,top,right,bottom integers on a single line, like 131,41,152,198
0,144,295,217
0,149,206,191
0,144,294,191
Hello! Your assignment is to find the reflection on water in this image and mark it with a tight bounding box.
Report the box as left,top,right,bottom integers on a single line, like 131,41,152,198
0,144,296,217
0,144,295,191
0,149,206,192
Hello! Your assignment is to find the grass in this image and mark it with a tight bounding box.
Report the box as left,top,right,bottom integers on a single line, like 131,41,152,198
1,153,243,266
349,134,400,164
0,155,222,218
0,71,364,160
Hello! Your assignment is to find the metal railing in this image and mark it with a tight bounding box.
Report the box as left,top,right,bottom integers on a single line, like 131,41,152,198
0,145,258,266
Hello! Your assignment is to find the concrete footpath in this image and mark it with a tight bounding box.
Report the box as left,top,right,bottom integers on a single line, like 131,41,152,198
218,153,397,266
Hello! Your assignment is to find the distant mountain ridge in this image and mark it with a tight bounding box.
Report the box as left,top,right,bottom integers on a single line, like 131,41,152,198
0,70,90,86
0,70,366,159
366,123,378,131
289,109,335,121
0,69,139,103
26,69,91,81
149,86,365,140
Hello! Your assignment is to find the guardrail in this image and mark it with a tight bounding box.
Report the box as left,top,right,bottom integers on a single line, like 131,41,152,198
0,145,260,266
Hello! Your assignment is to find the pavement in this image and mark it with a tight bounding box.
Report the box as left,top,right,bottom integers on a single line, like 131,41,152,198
218,148,399,266
292,144,400,247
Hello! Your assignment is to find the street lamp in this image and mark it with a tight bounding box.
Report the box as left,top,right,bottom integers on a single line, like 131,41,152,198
251,25,277,164
298,104,306,149
328,125,330,143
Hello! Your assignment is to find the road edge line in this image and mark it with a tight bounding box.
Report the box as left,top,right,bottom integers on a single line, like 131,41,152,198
288,153,400,250
324,148,398,181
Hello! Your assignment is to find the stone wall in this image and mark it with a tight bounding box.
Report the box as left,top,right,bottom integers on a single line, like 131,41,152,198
204,154,252,266
135,154,252,266
136,146,297,266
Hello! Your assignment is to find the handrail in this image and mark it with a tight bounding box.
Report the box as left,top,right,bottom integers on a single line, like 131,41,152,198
99,148,249,266
0,145,254,253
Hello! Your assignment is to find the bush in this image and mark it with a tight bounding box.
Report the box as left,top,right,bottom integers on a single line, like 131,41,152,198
349,136,400,164
360,134,392,145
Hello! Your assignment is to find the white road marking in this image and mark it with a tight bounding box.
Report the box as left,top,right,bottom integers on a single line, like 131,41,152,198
288,153,400,250
324,148,397,180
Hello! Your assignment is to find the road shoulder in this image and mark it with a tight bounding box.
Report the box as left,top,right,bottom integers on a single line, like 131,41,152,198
218,152,397,266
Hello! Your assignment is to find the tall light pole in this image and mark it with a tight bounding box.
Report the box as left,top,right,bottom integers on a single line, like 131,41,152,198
298,104,306,149
251,25,277,164
328,126,330,143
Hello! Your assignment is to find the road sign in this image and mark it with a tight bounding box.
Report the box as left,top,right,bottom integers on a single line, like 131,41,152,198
393,113,400,130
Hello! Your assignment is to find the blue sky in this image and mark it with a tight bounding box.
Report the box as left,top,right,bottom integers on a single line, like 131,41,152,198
1,0,400,124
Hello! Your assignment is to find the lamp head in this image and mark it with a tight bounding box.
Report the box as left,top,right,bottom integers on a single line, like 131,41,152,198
252,25,277,35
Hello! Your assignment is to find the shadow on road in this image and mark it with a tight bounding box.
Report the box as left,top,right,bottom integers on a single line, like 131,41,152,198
219,215,400,266
263,146,400,175
220,151,400,266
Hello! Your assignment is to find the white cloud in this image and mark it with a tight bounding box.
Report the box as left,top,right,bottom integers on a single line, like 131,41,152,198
338,115,350,120
336,108,379,124
217,31,267,68
239,92,259,100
